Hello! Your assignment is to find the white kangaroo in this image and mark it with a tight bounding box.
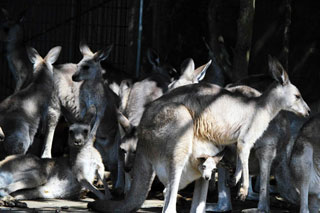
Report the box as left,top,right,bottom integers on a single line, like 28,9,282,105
89,55,309,213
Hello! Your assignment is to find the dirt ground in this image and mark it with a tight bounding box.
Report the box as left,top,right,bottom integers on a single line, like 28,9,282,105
0,177,299,213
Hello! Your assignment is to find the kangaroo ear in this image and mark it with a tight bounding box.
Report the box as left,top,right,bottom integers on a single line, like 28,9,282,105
94,44,113,62
147,48,160,69
44,46,61,65
27,47,43,68
193,60,211,82
79,42,94,56
117,111,133,134
1,8,10,20
0,126,4,141
213,149,225,164
83,105,96,124
119,79,132,111
268,55,289,85
180,58,195,81
17,9,27,23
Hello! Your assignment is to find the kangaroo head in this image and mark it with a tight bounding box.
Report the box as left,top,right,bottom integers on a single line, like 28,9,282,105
0,126,4,141
0,8,25,42
72,43,113,82
27,46,61,75
117,111,138,172
147,48,178,80
68,123,91,147
168,59,211,90
197,150,225,181
268,55,310,118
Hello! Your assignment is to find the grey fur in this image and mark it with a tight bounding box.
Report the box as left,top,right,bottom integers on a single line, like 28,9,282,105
0,46,61,159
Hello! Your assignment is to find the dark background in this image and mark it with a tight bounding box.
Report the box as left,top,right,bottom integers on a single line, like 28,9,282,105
0,0,319,104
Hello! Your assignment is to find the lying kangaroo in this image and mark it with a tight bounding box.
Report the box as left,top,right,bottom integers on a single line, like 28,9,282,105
0,8,33,92
274,113,320,213
0,120,108,201
0,46,61,159
89,56,309,213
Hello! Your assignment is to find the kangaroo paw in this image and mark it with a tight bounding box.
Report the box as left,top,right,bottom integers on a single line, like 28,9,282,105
237,186,248,201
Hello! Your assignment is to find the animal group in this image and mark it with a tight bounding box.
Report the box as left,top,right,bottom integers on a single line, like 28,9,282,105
0,8,319,213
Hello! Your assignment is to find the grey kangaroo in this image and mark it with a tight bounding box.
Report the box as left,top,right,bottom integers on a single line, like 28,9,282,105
0,46,61,159
274,113,320,213
118,58,210,172
41,43,123,194
207,84,290,213
0,119,109,201
89,55,309,213
0,8,33,92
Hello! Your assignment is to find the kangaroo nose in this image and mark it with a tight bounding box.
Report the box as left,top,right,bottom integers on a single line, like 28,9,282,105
0,135,4,141
72,75,78,82
205,176,210,181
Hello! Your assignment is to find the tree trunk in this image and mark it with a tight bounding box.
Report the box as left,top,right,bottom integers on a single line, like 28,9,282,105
232,0,255,81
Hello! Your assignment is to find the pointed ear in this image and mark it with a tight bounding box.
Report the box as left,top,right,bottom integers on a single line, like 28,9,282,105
1,8,10,20
44,46,61,65
94,44,113,62
119,79,132,111
117,110,133,134
79,42,94,56
180,58,195,80
147,48,160,68
193,60,211,82
213,149,225,164
268,55,289,85
0,126,4,141
83,105,96,124
17,9,27,23
27,46,43,67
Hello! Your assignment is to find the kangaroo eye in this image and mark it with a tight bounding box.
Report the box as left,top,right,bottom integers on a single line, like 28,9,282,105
69,130,74,136
295,94,301,99
83,129,89,135
202,165,206,170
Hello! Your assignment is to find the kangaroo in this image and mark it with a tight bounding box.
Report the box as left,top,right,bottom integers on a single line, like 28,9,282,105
0,46,61,159
89,55,309,213
71,43,123,194
0,119,109,202
206,83,290,213
68,118,111,200
118,58,211,173
0,9,33,92
274,113,320,213
40,43,124,194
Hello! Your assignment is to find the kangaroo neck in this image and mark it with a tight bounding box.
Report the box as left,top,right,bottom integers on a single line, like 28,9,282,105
257,82,284,121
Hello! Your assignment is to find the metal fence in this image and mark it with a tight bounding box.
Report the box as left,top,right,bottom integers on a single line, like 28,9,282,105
0,0,130,101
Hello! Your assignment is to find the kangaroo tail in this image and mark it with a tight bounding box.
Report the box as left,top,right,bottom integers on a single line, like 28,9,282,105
88,145,155,212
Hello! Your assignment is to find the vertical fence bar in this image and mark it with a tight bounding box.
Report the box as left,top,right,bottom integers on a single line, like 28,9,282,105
135,0,143,78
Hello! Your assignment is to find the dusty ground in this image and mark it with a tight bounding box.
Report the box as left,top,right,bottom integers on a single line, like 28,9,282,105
0,178,299,213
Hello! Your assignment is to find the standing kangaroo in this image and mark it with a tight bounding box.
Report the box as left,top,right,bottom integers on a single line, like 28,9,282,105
0,46,61,159
118,58,210,172
89,56,309,213
0,9,33,92
274,113,320,213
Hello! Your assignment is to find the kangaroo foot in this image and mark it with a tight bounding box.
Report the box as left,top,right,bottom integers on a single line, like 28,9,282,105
206,202,232,212
237,186,248,201
0,196,27,208
242,208,267,213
